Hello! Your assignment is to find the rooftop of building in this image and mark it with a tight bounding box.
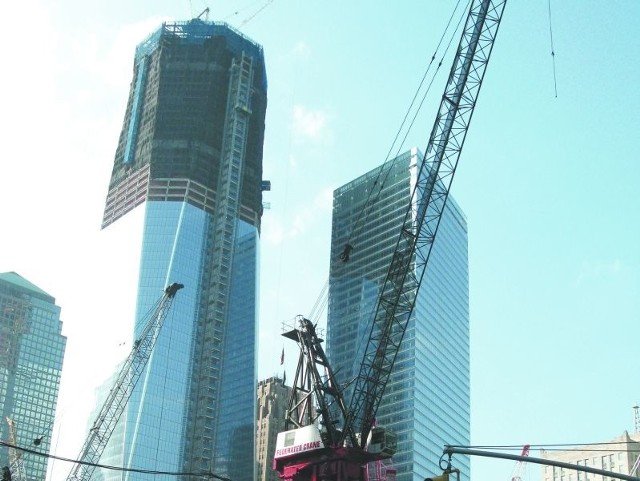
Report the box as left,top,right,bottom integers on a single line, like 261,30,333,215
540,430,640,459
0,271,54,302
134,18,266,83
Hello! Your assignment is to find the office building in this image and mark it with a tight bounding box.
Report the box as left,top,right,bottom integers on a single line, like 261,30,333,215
0,272,67,481
328,148,470,481
256,377,293,481
541,432,640,481
100,18,267,481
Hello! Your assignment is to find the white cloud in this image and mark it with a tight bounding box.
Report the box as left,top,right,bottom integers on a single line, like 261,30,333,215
573,259,623,287
293,40,311,60
261,188,332,244
104,17,170,87
315,187,334,210
263,215,285,245
291,104,330,142
288,188,333,238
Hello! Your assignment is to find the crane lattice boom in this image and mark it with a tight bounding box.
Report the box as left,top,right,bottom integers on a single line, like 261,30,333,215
65,283,183,481
348,0,507,446
275,2,507,481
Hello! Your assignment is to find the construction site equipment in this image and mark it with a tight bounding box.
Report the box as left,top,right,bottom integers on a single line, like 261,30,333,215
5,418,25,481
274,1,507,480
192,51,256,455
444,447,640,481
65,283,183,481
510,445,530,481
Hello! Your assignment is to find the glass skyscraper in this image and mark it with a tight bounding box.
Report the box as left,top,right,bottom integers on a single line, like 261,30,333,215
98,19,267,481
0,271,67,481
328,148,470,481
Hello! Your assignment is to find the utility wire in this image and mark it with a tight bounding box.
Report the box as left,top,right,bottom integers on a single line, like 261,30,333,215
0,441,232,480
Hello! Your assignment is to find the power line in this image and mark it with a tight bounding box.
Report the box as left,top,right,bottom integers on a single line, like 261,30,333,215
453,442,640,452
0,441,232,480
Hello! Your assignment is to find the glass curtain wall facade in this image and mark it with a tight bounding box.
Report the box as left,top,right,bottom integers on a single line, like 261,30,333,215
328,148,470,481
0,272,67,481
98,19,266,481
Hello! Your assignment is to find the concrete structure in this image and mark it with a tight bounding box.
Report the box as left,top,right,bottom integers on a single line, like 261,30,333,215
327,148,470,481
0,272,66,481
541,432,640,481
256,377,292,481
98,18,267,481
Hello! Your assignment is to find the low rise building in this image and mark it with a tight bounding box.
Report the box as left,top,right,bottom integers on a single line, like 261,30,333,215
541,431,640,481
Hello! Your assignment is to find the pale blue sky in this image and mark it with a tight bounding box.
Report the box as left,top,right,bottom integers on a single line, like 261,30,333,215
0,2,638,481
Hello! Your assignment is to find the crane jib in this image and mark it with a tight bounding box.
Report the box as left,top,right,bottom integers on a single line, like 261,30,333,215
278,1,507,480
346,0,507,448
65,283,183,481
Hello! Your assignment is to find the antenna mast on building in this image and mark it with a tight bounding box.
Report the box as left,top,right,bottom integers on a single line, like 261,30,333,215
633,405,639,433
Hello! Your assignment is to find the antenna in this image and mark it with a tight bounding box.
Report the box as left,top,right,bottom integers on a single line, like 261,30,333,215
633,405,639,433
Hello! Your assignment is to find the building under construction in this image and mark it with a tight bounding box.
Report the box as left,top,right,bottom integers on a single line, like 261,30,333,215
96,17,267,481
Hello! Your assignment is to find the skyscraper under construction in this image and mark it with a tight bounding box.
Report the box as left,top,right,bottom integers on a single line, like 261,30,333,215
99,18,267,481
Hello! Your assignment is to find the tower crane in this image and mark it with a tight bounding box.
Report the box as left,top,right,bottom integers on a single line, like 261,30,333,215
65,282,183,481
274,1,507,480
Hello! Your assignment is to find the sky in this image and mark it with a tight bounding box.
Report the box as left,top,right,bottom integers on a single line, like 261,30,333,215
1,1,639,481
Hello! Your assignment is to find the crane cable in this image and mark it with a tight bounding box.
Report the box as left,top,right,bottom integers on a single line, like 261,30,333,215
548,0,558,98
340,0,473,383
240,0,274,27
313,1,471,375
222,0,275,26
0,440,231,480
301,1,468,336
308,279,329,325
338,0,470,265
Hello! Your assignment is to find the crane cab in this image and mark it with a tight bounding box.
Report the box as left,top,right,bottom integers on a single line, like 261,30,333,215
273,425,325,462
365,427,397,459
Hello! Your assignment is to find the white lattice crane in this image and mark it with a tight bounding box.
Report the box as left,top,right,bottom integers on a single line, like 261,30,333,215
65,283,183,481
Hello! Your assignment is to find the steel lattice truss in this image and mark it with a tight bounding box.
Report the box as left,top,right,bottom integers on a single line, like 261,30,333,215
66,283,183,481
283,317,352,447
345,0,508,448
